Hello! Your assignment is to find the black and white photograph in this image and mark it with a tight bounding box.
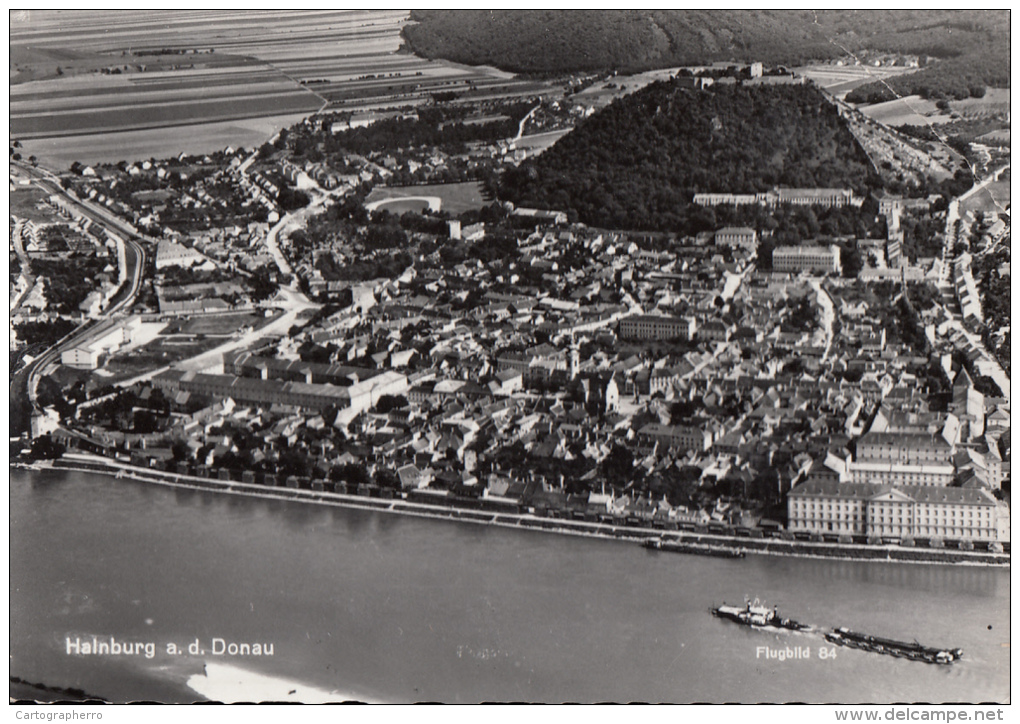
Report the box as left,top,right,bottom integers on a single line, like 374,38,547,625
9,9,1011,709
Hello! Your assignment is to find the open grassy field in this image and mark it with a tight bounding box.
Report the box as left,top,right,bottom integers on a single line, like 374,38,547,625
9,187,64,224
168,311,280,336
960,179,1011,216
516,130,572,155
11,10,558,169
370,198,436,215
99,334,227,383
976,129,1010,146
365,181,489,214
856,95,952,127
794,64,916,98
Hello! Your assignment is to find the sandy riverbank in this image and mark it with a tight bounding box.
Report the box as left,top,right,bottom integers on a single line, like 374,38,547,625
186,662,378,704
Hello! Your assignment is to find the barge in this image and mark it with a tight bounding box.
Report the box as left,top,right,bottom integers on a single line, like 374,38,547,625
824,627,962,665
642,537,746,559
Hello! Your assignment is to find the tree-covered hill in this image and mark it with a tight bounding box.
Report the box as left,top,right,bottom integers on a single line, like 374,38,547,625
403,11,1008,101
498,82,879,232
403,10,838,74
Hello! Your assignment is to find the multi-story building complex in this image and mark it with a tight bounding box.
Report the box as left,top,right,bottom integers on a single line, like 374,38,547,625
787,480,1002,542
772,244,841,274
155,238,206,270
856,432,953,466
714,226,758,250
848,461,955,487
693,193,759,206
694,188,858,208
772,188,858,208
618,314,696,341
638,423,713,453
151,368,408,416
953,253,983,323
60,318,142,370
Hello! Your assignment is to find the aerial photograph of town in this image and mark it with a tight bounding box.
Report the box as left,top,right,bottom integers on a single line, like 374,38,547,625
9,9,1011,709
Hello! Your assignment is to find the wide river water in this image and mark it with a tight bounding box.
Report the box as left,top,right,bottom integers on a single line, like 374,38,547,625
10,468,1010,703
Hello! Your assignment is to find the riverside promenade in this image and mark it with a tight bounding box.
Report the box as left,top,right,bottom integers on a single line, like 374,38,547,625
41,453,1010,567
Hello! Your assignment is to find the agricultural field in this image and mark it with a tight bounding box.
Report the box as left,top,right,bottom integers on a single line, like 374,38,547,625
794,63,917,98
976,130,1010,146
952,87,1010,117
855,95,951,127
10,10,559,171
365,181,489,215
19,115,313,170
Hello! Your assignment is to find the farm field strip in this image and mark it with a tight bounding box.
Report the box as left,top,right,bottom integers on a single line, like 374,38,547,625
857,94,952,127
794,65,917,97
12,83,315,115
11,73,290,103
202,30,403,55
11,11,399,49
19,113,313,169
10,10,560,167
305,70,482,90
276,58,433,75
12,85,319,117
12,95,324,139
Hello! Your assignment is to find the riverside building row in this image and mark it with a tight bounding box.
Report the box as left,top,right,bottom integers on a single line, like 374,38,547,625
787,480,1006,543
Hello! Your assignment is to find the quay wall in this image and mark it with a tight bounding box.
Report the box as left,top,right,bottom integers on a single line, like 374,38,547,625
43,456,1010,567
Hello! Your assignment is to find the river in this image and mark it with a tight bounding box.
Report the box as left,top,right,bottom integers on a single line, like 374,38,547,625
9,468,1010,703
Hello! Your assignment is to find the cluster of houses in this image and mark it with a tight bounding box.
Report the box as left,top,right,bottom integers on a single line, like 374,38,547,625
48,212,1010,544
10,208,125,320
953,252,983,325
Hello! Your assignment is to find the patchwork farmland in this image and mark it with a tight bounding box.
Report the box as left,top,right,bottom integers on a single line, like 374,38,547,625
11,10,559,169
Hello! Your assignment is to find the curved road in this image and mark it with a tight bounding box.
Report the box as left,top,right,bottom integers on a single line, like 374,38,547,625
11,163,149,435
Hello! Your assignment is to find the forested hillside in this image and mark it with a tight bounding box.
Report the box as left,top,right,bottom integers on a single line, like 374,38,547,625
403,10,1008,100
498,82,879,232
836,10,1009,102
403,10,837,73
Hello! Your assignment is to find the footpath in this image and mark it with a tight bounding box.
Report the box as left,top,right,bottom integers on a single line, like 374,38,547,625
38,453,1010,568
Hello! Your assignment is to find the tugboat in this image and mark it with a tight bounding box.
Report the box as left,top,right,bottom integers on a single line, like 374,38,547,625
712,599,810,631
824,628,962,665
642,537,746,559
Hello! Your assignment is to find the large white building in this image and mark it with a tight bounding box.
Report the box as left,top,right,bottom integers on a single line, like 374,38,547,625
60,317,141,370
618,315,697,341
772,245,841,274
714,226,758,250
857,432,953,466
638,423,712,453
848,461,955,487
694,188,858,208
773,188,858,208
155,239,206,270
787,480,1004,542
